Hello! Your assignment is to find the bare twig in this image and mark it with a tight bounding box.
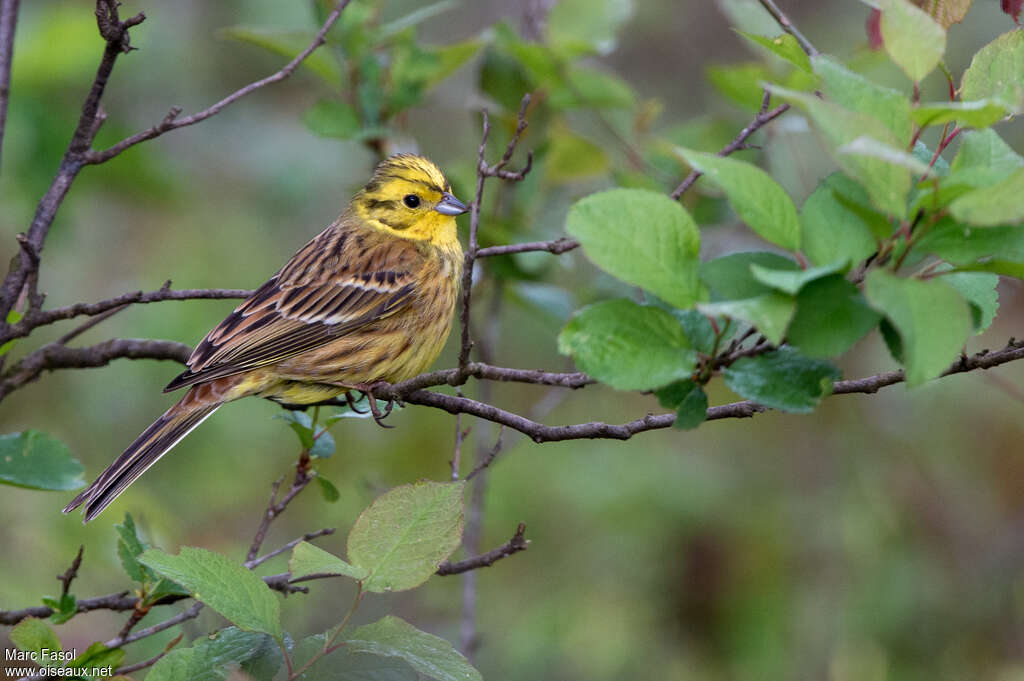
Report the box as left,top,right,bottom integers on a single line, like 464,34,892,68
0,285,251,346
757,0,819,56
0,338,190,401
115,634,183,675
57,546,84,599
437,523,528,575
458,94,533,369
246,527,336,569
84,0,353,164
465,428,504,481
246,453,314,563
671,95,790,199
0,0,19,167
476,237,579,258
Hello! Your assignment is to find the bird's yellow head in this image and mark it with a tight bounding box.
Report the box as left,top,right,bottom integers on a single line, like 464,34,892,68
353,154,467,249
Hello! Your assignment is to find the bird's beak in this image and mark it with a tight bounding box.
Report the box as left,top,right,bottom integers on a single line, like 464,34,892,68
435,192,469,216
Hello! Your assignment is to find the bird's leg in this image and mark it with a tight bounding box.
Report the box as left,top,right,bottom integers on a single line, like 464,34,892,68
343,390,369,414
351,381,397,428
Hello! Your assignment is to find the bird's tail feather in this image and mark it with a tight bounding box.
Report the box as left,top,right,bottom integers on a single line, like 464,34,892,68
64,399,220,522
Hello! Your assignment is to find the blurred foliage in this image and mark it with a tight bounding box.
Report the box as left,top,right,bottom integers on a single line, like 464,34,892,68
3,0,1024,680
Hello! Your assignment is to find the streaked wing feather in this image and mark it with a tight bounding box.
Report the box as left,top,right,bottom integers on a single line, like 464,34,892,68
165,223,422,392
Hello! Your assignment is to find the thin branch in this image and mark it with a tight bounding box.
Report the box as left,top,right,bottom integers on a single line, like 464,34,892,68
0,591,132,625
465,428,504,481
476,237,579,258
0,285,251,346
0,0,19,168
107,602,203,648
437,523,528,575
115,634,183,676
246,453,314,563
757,0,819,56
84,0,353,164
246,527,335,569
670,96,790,199
0,338,190,401
57,546,84,599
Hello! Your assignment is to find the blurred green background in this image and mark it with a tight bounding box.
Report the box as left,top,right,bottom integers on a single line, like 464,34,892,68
3,0,1024,679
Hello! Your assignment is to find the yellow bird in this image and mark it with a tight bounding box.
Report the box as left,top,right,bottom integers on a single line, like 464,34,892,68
64,155,467,522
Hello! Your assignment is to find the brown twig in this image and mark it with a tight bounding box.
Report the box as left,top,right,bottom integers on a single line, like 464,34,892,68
57,546,84,599
0,0,19,168
465,428,504,481
476,237,580,258
458,94,533,369
114,634,183,676
246,527,336,569
757,0,819,56
437,523,529,575
246,453,314,563
83,0,353,165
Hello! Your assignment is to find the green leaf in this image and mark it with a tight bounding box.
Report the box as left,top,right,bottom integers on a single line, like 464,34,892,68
737,31,812,73
916,0,974,28
139,547,282,640
303,99,360,140
674,308,718,354
914,218,1024,265
698,293,796,345
700,252,798,301
767,84,911,216
787,275,881,357
655,380,708,430
114,512,151,583
706,63,773,112
146,627,274,681
10,618,61,658
0,309,22,356
547,0,634,55
41,593,77,625
950,129,1024,178
0,430,84,491
345,616,483,681
961,28,1024,114
875,0,947,83
911,100,1009,129
376,0,458,43
68,642,124,672
724,347,840,413
316,476,340,503
838,136,931,175
310,429,335,458
219,27,342,87
863,269,972,386
800,174,880,267
565,188,702,308
750,260,846,295
274,411,315,450
942,271,999,333
545,131,610,181
812,55,912,144
347,481,465,593
549,66,636,109
675,147,800,250
239,633,285,681
426,39,484,90
558,299,696,391
289,541,368,581
291,635,418,680
949,168,1024,226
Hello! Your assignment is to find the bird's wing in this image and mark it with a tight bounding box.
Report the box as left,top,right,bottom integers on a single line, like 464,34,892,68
164,222,423,392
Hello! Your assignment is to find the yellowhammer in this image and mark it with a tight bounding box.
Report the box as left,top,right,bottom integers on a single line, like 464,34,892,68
64,155,467,522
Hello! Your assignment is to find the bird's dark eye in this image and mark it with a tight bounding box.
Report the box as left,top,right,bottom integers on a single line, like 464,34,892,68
403,194,421,208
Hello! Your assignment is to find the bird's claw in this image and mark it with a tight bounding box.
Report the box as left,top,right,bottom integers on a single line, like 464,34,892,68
353,381,397,428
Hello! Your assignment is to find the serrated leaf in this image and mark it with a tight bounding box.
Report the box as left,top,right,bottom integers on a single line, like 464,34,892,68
788,275,881,357
813,55,912,144
345,616,483,681
949,168,1024,226
750,260,847,295
724,347,839,412
558,299,695,391
875,0,947,82
289,541,368,581
698,293,796,345
347,481,465,593
800,174,881,267
10,618,61,658
767,84,911,216
961,28,1024,114
0,430,84,491
219,27,342,87
942,271,999,333
139,548,282,640
912,99,1009,128
655,380,709,430
565,188,701,308
863,269,972,385
146,627,274,681
675,147,800,250
737,31,813,72
42,593,77,625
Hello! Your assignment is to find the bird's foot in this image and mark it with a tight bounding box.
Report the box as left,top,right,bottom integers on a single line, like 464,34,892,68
351,381,397,428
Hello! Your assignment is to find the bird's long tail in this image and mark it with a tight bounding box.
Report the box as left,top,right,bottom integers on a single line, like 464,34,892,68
64,389,222,522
